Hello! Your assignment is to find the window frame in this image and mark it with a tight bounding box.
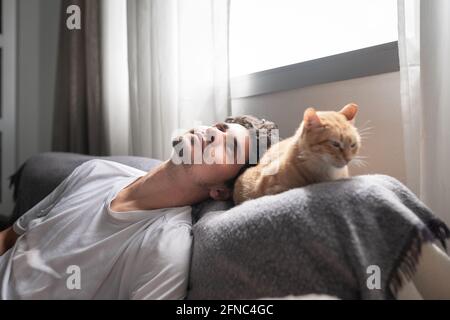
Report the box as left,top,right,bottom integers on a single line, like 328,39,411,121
230,41,399,99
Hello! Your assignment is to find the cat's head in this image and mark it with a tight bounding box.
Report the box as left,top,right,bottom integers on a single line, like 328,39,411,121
299,103,361,168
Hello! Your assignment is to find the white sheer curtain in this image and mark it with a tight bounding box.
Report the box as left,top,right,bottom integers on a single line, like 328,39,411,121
398,0,450,225
126,0,231,160
398,0,421,196
101,0,130,156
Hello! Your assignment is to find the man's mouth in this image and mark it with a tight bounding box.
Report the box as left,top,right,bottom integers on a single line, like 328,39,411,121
194,131,216,149
194,133,205,146
171,132,207,158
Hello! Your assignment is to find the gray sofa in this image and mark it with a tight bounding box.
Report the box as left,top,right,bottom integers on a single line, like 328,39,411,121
3,152,449,300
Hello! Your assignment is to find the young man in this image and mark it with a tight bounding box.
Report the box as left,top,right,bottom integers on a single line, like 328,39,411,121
0,115,277,300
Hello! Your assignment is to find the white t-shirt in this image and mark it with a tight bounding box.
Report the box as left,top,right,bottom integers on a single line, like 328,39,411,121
0,160,193,300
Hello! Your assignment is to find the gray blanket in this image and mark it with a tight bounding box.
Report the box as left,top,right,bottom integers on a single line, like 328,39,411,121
187,174,449,300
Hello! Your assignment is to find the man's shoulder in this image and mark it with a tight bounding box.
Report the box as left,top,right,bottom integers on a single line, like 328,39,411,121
141,208,193,254
155,218,193,266
74,159,147,178
63,159,147,191
76,158,141,171
163,207,193,227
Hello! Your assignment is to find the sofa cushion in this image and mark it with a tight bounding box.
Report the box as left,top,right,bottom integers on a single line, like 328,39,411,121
6,152,161,227
6,152,232,228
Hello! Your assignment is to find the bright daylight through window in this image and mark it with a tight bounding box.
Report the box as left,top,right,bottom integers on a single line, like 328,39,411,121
230,0,398,77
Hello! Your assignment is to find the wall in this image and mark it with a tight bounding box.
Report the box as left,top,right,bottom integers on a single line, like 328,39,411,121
17,0,60,167
232,71,406,183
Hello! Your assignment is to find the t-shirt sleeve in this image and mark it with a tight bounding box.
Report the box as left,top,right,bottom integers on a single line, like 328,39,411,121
130,223,193,300
13,161,93,235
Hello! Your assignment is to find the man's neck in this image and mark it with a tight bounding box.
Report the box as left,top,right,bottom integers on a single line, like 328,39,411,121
111,161,208,212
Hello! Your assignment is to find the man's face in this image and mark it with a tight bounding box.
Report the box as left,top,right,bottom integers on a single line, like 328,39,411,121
172,122,250,189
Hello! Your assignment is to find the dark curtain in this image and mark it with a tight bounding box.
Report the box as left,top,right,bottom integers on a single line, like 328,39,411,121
52,0,108,155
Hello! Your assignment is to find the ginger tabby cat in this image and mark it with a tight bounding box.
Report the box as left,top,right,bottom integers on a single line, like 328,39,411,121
233,103,361,205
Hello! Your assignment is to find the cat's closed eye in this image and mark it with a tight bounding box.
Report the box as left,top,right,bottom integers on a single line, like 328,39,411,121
329,140,341,148
351,143,357,148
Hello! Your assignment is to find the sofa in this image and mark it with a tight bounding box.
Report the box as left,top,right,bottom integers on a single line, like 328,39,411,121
3,152,448,300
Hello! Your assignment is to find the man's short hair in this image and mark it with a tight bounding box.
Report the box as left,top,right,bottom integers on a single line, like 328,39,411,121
224,115,278,188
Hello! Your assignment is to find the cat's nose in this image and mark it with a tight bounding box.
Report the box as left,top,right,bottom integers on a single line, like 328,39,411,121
342,152,352,163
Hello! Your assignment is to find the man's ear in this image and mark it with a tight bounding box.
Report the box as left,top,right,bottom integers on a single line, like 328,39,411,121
209,186,232,201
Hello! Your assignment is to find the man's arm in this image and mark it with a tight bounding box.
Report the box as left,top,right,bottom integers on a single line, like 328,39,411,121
0,227,20,256
12,161,88,236
0,164,85,254
130,224,193,300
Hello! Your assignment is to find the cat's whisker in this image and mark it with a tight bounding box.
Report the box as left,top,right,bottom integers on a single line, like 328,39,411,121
359,132,373,139
360,119,372,126
358,122,373,129
358,133,372,140
357,120,372,131
297,152,307,161
358,128,374,135
350,158,369,168
350,161,362,168
359,122,373,128
350,155,369,167
359,134,373,139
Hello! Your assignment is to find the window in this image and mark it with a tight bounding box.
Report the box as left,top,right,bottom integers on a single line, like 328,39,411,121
230,0,398,78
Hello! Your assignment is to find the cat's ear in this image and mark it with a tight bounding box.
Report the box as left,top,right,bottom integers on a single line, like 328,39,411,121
340,103,358,121
209,186,231,201
303,108,322,130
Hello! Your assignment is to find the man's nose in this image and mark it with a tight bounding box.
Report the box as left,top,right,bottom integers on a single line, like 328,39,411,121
206,127,224,139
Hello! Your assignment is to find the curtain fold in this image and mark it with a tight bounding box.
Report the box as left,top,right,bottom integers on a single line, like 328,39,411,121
127,0,231,160
398,0,422,196
419,0,450,226
53,0,108,155
398,0,450,225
